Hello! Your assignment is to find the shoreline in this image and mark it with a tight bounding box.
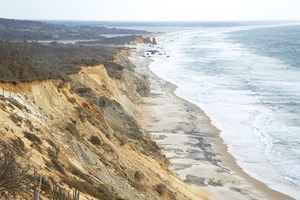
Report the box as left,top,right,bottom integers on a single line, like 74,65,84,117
128,41,295,200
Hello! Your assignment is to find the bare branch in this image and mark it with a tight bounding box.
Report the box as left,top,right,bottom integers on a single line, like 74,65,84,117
0,141,31,198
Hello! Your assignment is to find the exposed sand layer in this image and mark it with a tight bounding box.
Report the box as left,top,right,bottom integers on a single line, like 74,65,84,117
129,43,295,200
0,59,209,200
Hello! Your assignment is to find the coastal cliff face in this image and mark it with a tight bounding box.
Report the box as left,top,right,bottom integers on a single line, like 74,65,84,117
0,49,206,199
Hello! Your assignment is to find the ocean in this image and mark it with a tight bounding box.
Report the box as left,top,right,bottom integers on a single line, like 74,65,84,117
149,24,300,199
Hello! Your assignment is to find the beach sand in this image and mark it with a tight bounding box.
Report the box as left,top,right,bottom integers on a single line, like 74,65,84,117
128,41,295,200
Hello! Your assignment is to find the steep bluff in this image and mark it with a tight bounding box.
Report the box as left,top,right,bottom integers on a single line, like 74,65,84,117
0,49,207,199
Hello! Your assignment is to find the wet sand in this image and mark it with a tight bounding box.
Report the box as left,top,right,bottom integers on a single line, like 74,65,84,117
128,42,295,200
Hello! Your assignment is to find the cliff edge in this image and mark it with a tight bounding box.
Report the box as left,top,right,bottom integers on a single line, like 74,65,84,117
0,47,207,199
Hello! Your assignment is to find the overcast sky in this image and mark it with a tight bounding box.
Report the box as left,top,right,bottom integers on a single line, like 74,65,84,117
1,0,300,21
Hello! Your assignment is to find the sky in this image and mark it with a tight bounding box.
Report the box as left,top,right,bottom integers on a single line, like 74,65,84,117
1,0,300,21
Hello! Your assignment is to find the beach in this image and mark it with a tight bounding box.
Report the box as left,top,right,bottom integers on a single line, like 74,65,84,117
128,40,296,200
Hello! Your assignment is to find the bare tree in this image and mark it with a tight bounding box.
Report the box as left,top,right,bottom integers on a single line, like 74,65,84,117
0,141,31,198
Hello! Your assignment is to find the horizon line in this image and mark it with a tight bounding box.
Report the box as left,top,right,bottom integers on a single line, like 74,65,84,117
2,17,300,23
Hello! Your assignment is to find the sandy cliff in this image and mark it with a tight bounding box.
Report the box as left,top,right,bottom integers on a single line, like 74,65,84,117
0,49,208,199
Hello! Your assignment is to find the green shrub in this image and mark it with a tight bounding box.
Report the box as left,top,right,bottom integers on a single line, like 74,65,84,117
24,131,42,144
70,118,77,125
30,143,42,153
113,133,127,146
156,183,166,195
9,113,23,125
10,137,25,152
46,139,59,154
65,178,116,200
89,136,101,145
40,177,52,195
134,171,143,181
51,158,65,175
46,139,56,148
47,148,58,159
74,106,85,122
69,165,90,182
66,123,79,136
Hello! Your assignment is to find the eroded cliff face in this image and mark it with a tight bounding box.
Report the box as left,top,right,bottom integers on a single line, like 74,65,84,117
132,36,157,45
0,49,207,200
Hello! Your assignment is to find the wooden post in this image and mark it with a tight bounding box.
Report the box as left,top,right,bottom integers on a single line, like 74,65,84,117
59,186,62,200
33,170,37,200
77,191,80,200
53,183,57,200
52,183,55,200
37,172,43,200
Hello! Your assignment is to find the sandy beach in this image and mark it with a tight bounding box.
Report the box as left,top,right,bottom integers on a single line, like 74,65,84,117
128,40,296,200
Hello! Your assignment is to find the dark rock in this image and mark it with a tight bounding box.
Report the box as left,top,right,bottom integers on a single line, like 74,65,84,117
152,37,157,45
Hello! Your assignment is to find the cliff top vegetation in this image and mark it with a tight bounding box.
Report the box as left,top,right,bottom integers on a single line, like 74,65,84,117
0,40,124,83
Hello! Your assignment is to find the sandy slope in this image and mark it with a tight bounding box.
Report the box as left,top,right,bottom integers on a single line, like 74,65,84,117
0,51,210,199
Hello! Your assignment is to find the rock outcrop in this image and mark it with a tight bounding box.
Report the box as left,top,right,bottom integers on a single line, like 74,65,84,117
132,36,157,45
152,37,157,45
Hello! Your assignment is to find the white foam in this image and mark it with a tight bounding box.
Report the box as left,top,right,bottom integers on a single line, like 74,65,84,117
150,26,300,199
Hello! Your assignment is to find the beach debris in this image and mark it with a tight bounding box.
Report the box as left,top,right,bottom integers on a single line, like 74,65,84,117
148,50,159,54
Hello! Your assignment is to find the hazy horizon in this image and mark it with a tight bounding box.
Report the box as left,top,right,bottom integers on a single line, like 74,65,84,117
4,18,300,23
1,0,300,22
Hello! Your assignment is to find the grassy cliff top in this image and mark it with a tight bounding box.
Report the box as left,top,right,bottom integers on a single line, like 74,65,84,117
0,40,127,82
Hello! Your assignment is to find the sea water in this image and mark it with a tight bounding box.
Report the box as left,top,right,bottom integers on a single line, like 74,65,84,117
149,24,300,199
